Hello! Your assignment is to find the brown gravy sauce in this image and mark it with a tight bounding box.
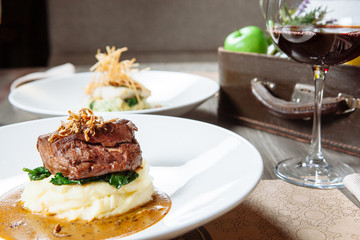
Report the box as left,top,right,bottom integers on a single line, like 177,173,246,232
0,185,171,240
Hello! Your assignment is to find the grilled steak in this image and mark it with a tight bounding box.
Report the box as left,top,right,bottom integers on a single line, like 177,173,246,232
37,119,142,180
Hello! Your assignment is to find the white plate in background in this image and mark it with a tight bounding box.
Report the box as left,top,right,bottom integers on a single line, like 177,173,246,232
8,71,219,117
0,114,262,240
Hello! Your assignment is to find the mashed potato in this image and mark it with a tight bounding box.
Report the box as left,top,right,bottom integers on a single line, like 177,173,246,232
21,161,154,221
88,97,151,112
86,85,151,112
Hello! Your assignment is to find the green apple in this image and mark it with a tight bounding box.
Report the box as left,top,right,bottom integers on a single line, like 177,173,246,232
224,26,269,54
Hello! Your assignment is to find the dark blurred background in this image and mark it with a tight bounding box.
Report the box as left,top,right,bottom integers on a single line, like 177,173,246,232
0,0,265,68
0,0,49,68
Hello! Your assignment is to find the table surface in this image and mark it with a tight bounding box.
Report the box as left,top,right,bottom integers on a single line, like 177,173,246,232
1,62,359,238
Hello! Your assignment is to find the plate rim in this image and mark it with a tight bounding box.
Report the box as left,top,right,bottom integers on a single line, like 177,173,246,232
8,70,220,116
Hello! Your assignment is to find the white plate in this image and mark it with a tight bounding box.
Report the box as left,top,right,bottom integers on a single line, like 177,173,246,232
8,71,219,116
0,114,263,240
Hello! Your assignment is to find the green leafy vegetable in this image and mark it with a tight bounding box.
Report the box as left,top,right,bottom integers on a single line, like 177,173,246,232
89,100,95,110
125,97,138,107
51,171,139,189
50,172,79,185
23,166,51,180
109,171,139,189
23,167,139,189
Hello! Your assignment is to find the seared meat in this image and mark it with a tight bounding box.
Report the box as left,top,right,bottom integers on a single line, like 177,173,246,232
37,119,142,180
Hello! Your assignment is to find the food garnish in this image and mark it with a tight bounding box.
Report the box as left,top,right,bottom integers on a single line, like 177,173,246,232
50,171,138,189
48,108,116,142
23,167,139,189
85,46,151,110
23,166,50,180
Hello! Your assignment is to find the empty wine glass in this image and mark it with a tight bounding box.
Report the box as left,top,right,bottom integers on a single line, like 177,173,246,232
264,0,360,188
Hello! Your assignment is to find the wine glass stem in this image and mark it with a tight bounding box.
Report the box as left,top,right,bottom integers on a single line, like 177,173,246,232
306,65,328,166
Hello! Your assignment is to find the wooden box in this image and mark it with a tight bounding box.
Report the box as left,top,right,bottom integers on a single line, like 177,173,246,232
218,47,360,157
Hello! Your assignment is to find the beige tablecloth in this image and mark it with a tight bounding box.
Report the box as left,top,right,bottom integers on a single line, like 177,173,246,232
175,180,360,240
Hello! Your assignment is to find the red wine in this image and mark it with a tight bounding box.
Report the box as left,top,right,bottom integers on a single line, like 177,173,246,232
270,26,360,66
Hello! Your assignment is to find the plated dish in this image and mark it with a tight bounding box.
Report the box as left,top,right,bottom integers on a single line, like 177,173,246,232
8,70,219,117
0,114,263,240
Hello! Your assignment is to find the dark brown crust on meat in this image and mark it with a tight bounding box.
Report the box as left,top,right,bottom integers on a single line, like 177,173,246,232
37,119,142,180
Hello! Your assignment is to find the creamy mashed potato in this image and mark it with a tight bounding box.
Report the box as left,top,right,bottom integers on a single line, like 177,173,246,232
88,97,151,112
21,161,154,221
86,85,151,112
92,86,150,100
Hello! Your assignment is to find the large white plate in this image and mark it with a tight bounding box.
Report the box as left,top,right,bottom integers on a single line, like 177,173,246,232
0,114,263,240
8,71,219,116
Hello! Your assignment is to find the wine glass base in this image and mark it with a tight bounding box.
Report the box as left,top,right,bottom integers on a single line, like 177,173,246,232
274,157,356,189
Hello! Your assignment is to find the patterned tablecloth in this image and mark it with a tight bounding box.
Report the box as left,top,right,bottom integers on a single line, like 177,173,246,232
174,180,360,240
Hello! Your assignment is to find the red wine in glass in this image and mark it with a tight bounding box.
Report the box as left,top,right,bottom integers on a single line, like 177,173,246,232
270,25,360,66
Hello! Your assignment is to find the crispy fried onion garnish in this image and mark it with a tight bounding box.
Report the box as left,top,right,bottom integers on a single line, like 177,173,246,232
85,46,149,107
48,108,117,143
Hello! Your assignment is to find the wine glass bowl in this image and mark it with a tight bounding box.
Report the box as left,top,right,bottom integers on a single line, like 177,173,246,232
269,25,360,66
265,0,360,188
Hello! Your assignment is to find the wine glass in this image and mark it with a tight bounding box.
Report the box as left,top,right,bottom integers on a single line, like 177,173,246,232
264,0,360,188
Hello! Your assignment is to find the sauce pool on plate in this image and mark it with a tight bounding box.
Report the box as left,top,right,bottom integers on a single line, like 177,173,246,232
0,185,171,240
